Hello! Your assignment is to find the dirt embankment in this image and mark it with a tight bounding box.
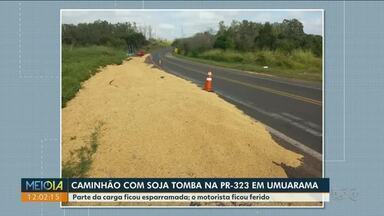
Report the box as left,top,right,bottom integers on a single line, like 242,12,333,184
62,55,303,178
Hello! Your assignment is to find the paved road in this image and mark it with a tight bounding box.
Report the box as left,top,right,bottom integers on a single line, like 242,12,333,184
151,48,323,157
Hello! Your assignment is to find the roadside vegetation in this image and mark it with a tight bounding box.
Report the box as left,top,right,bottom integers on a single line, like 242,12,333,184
172,19,322,82
62,122,104,178
62,20,169,107
62,46,126,107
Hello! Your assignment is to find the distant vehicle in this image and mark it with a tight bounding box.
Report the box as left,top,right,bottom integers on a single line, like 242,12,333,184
136,51,145,57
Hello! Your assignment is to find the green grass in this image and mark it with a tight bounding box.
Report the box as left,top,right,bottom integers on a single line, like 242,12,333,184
176,49,322,82
62,122,103,178
62,45,127,107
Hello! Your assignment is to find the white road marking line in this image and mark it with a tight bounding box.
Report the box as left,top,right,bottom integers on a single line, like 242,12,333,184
167,54,322,91
214,90,322,159
266,126,322,161
249,104,322,137
281,112,303,121
282,112,322,131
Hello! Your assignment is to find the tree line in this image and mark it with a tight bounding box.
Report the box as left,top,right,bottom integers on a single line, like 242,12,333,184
62,20,149,50
172,19,322,57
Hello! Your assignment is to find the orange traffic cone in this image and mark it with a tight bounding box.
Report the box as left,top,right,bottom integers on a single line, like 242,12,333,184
203,71,213,92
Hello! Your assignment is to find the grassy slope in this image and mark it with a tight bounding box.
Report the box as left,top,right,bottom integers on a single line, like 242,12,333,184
62,45,127,107
175,49,322,82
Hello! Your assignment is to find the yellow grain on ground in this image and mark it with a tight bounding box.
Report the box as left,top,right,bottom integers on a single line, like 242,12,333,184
62,55,302,178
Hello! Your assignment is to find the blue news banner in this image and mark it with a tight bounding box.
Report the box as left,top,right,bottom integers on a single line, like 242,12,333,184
21,178,329,203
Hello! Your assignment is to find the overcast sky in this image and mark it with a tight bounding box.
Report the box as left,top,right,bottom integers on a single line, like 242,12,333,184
62,10,323,40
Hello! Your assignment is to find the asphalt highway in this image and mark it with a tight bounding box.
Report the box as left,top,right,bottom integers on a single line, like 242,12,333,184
151,48,323,157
